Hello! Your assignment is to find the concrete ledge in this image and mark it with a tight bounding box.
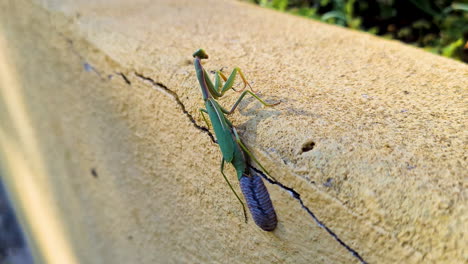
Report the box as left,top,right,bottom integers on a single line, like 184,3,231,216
0,0,466,263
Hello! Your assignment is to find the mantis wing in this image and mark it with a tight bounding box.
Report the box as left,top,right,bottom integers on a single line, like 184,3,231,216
206,99,235,162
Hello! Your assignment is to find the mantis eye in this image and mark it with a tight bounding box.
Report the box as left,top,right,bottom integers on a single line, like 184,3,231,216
193,49,209,59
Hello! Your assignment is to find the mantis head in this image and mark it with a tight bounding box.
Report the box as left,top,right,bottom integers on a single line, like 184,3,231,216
193,49,209,59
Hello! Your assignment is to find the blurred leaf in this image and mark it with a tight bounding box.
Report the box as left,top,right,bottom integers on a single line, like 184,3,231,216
258,0,288,11
345,0,355,17
378,3,397,19
272,0,289,11
367,26,379,35
259,0,270,7
397,27,412,38
320,0,330,7
442,38,464,57
345,0,358,28
408,0,439,17
452,2,468,12
293,7,317,17
322,10,346,21
412,19,431,29
422,33,437,45
349,17,362,29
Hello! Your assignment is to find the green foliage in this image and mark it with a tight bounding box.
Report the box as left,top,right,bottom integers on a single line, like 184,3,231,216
442,38,464,57
259,0,288,11
247,0,468,63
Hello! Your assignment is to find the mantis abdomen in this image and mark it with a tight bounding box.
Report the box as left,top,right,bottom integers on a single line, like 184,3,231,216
240,169,278,231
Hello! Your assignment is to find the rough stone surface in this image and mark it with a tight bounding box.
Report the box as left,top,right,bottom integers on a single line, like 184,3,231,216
0,0,466,263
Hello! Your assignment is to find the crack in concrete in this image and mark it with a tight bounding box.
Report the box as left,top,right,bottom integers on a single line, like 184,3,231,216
117,72,131,85
134,73,367,264
134,73,216,144
250,166,368,264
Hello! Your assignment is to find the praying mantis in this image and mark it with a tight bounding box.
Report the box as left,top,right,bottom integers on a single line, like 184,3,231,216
193,49,279,231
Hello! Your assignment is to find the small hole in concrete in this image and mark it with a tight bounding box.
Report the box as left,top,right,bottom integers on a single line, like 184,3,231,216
301,140,315,153
323,178,334,187
91,168,98,178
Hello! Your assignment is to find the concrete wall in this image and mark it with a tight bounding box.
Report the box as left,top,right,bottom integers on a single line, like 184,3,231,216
0,0,466,263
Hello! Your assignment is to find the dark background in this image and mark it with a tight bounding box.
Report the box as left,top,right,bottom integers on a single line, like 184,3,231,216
0,176,33,264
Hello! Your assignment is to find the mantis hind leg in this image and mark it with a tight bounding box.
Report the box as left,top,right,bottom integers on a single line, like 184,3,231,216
223,90,280,115
214,89,280,115
220,158,248,223
232,128,277,181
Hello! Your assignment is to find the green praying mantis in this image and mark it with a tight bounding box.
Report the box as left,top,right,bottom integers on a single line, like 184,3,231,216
193,49,279,231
